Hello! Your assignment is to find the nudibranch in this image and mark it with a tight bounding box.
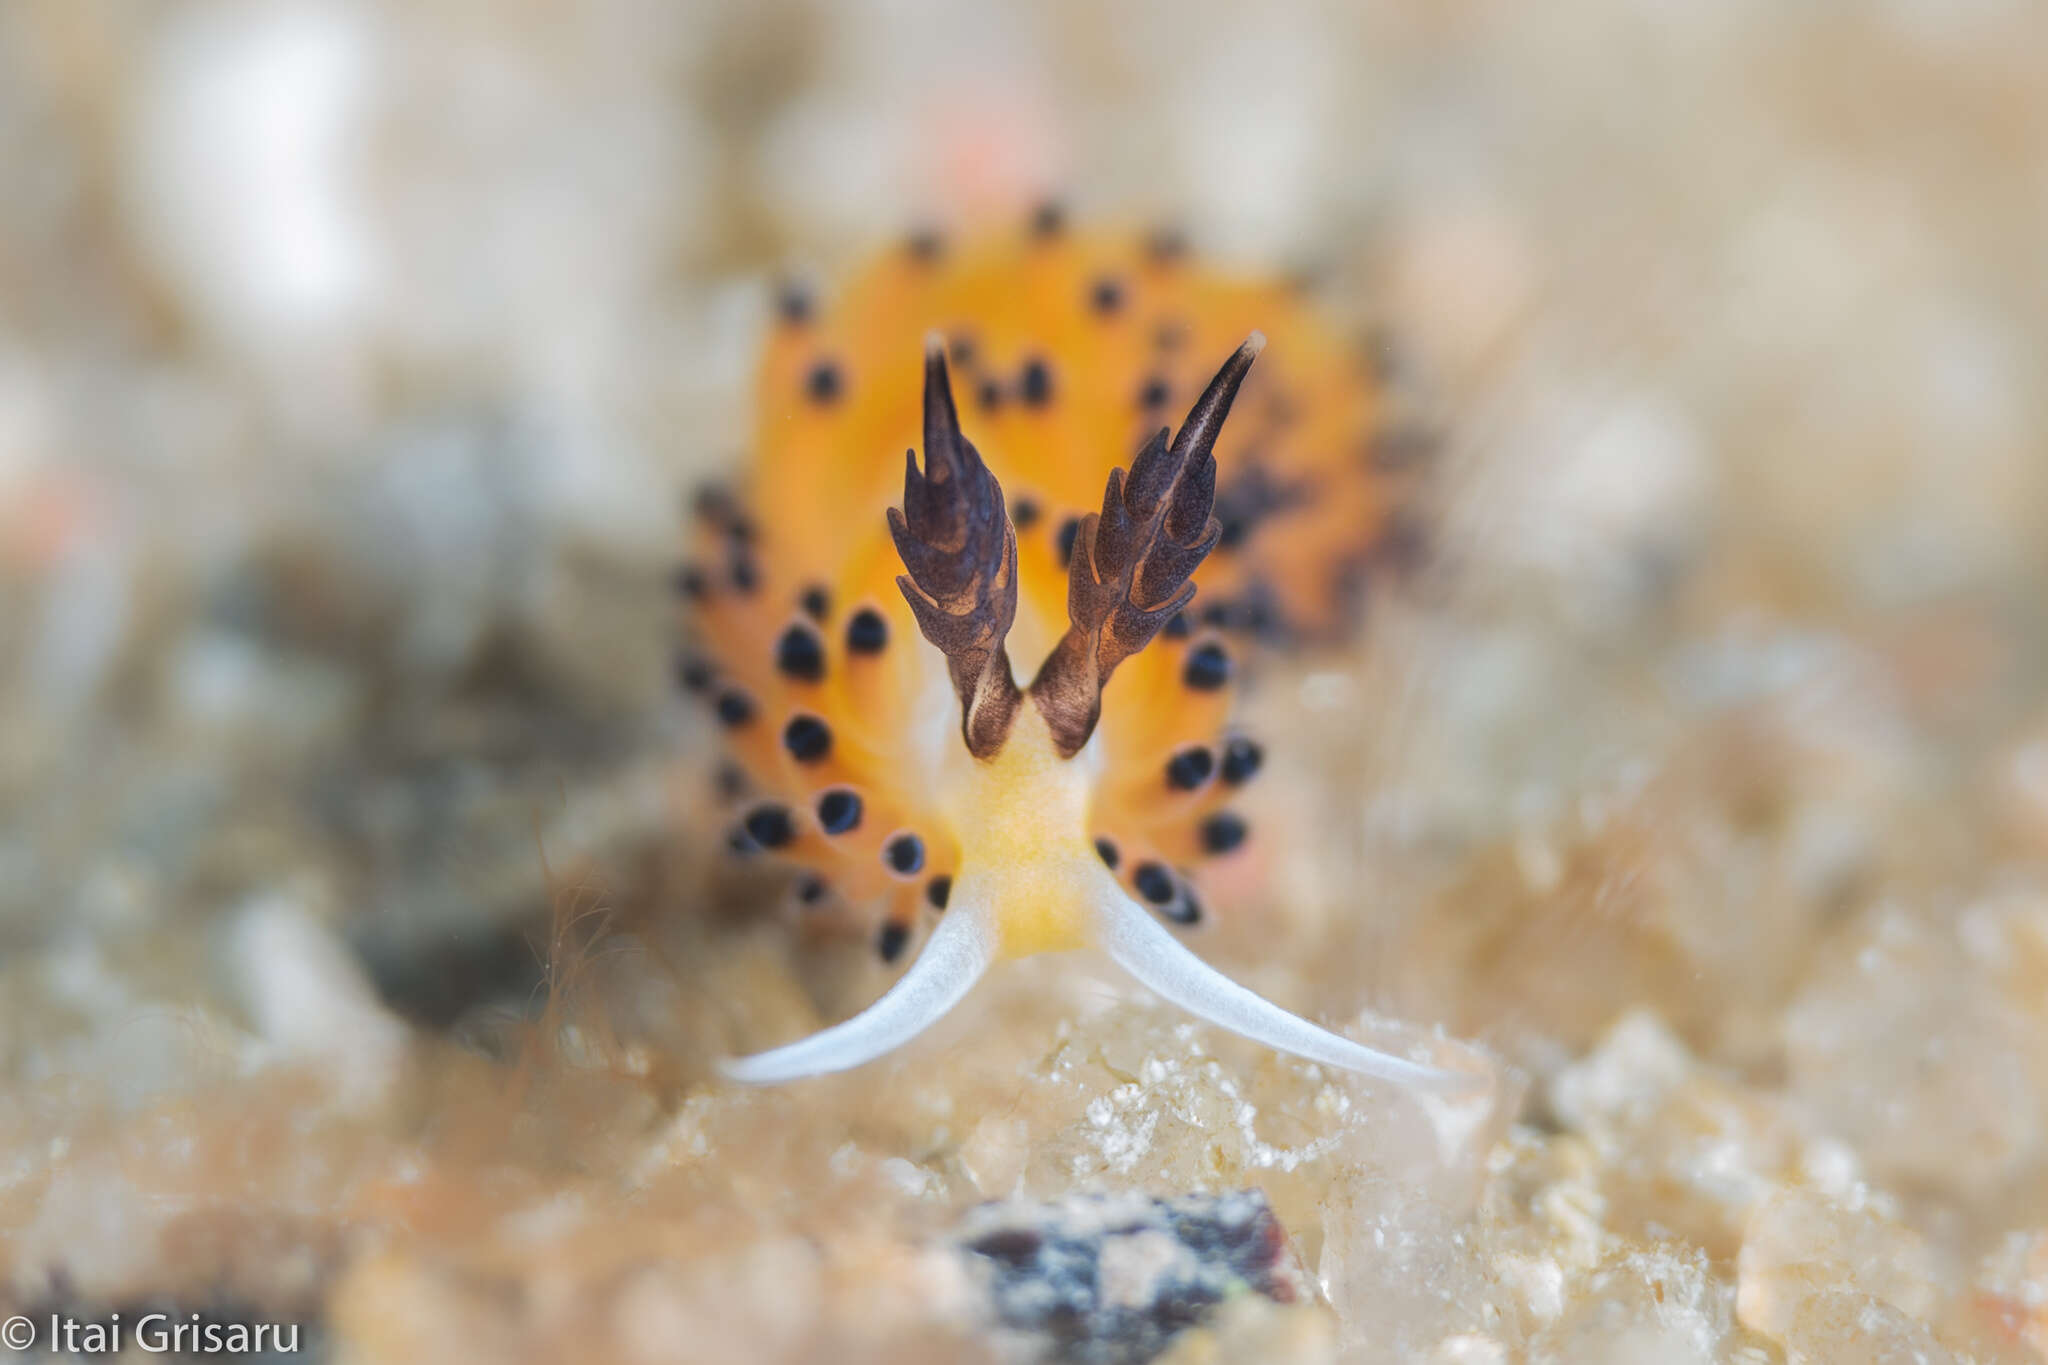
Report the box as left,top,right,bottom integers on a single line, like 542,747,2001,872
680,212,1467,1090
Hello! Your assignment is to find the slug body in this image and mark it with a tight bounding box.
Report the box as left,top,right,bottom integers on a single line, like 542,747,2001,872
685,217,1466,1090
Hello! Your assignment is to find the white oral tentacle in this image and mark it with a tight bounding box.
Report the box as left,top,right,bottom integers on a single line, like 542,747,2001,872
719,897,996,1084
1090,878,1482,1094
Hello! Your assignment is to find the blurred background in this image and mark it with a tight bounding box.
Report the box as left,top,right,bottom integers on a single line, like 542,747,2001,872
4,1,2047,1361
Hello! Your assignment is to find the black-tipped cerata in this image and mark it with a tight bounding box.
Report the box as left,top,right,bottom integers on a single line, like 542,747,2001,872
1164,747,1214,791
846,607,889,655
714,762,748,800
775,282,814,325
1018,357,1054,407
1056,516,1081,568
743,804,796,850
1133,861,1176,906
674,654,714,693
1182,642,1231,691
775,624,827,683
805,359,843,404
782,714,832,763
1199,812,1248,856
816,788,862,835
1220,737,1264,785
884,833,926,876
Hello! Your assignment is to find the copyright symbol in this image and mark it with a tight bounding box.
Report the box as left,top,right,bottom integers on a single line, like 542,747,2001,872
1,1316,33,1349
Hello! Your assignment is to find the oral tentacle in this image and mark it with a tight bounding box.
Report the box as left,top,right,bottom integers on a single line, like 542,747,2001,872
719,892,996,1083
1089,875,1483,1094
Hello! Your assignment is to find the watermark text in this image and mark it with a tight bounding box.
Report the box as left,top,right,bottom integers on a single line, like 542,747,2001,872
3,1312,304,1354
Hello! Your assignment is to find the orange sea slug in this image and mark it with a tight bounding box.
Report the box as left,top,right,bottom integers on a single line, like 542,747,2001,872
679,209,1467,1089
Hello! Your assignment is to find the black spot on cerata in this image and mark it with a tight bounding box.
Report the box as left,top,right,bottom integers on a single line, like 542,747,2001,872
693,484,742,528
1056,516,1081,568
743,804,795,850
804,359,844,404
1182,643,1231,691
1199,812,1248,856
1164,747,1214,791
846,608,889,655
1145,226,1188,262
1133,861,1176,906
884,833,925,876
775,281,813,325
775,623,827,682
816,788,862,835
1019,357,1054,407
674,654,714,693
1220,737,1264,786
782,714,832,763
714,762,749,799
